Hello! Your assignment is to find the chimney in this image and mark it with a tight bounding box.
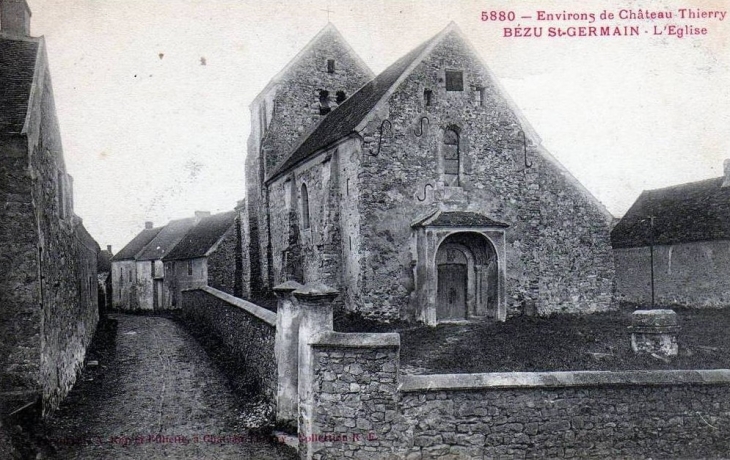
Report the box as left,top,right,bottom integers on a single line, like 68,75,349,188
194,211,211,222
145,221,154,229
723,159,730,188
107,245,112,253
0,0,31,36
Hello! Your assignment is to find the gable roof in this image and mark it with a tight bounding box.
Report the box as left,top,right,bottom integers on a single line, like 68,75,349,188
0,35,40,134
136,217,197,261
611,176,730,248
111,227,164,261
265,25,446,183
251,23,374,108
162,211,236,261
412,209,509,228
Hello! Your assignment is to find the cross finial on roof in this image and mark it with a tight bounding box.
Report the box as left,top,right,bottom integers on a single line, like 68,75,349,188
321,3,334,22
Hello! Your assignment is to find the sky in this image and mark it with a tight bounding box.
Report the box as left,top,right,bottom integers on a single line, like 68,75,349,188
27,0,730,251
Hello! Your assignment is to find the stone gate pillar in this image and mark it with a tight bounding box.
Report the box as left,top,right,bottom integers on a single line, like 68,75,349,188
273,280,304,426
294,282,338,460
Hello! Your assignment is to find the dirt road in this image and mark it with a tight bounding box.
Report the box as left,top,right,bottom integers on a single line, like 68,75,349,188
41,314,295,459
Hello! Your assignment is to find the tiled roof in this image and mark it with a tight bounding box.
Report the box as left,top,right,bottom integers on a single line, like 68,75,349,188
136,218,197,261
429,211,509,228
111,227,164,261
0,36,39,134
412,210,509,228
611,177,730,248
266,28,443,182
162,211,236,261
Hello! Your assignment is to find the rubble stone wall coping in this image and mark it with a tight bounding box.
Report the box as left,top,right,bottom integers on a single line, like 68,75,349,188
184,285,276,326
400,369,730,392
310,331,400,348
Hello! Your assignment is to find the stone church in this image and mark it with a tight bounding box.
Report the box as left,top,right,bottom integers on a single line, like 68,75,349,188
240,22,615,324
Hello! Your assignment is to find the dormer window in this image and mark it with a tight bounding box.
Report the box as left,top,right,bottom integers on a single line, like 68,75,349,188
336,91,346,104
446,70,464,91
327,59,335,73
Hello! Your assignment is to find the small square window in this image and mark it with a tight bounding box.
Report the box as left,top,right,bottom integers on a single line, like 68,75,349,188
327,59,335,73
445,71,464,91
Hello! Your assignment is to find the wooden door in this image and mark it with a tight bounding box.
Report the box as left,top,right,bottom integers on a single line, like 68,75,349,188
437,264,467,320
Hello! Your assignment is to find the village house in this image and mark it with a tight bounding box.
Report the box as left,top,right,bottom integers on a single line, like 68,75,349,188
612,160,730,308
133,215,201,310
110,221,161,310
97,244,113,314
0,0,100,415
241,22,615,324
162,210,239,308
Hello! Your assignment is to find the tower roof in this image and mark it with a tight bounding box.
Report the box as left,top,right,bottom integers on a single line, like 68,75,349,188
251,22,374,108
265,24,449,183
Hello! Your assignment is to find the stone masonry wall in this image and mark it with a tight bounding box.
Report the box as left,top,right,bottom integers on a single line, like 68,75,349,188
615,240,730,307
398,378,730,459
306,339,403,460
181,287,277,402
0,134,41,409
535,150,615,314
355,29,614,320
208,225,238,295
29,52,99,414
307,342,730,460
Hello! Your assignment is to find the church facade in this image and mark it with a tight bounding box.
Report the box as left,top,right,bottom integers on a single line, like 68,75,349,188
241,23,615,324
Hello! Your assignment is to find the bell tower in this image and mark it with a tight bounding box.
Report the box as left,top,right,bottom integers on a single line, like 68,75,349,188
0,0,31,37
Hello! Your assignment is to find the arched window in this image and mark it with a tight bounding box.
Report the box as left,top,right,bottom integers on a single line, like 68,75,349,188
301,183,310,229
424,89,433,106
442,128,460,186
319,90,331,115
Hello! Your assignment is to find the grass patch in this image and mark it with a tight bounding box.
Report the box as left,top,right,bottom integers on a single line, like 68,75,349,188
399,306,730,374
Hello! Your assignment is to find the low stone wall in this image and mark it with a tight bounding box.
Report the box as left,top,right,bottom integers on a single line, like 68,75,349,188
181,286,277,402
399,370,730,459
305,346,730,459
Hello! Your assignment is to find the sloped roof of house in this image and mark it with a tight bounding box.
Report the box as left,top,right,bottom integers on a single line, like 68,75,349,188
265,26,444,183
162,211,236,261
111,227,164,261
136,217,197,261
0,36,40,134
611,176,730,248
412,210,509,228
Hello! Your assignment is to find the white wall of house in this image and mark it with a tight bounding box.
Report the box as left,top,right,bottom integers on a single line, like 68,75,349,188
614,239,730,307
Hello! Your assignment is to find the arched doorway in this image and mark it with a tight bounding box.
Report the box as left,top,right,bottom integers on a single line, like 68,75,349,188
435,232,498,321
